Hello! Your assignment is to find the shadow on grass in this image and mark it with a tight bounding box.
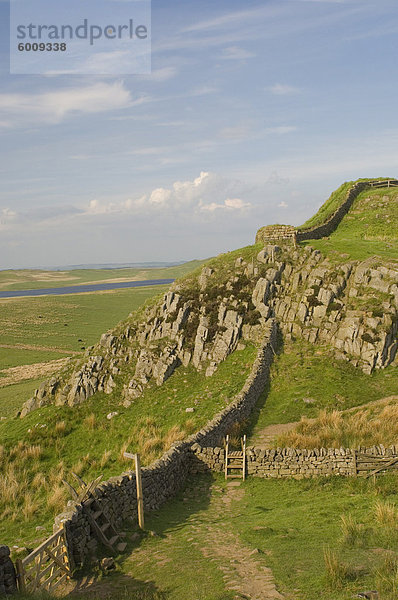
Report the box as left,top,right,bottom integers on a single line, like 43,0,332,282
66,472,215,599
244,325,284,441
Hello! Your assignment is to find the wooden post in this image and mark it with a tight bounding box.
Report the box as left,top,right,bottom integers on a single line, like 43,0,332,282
135,453,145,530
242,435,246,482
15,559,26,593
353,449,357,477
124,451,145,529
224,435,229,480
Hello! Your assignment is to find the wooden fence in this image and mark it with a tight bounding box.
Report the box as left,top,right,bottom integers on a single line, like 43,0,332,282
15,526,71,594
368,179,398,188
355,451,398,478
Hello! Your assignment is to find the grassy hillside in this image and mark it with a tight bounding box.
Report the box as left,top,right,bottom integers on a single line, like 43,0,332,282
1,178,397,600
0,246,263,547
298,177,392,231
302,187,398,261
248,338,398,442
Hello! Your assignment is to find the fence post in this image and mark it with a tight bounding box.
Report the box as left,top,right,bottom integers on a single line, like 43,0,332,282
15,558,26,593
135,454,145,530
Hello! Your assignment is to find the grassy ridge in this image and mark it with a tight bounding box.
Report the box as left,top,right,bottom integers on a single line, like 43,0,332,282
298,177,392,231
302,187,398,261
299,180,354,230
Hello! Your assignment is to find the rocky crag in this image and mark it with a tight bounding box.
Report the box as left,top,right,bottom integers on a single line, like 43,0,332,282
21,241,397,417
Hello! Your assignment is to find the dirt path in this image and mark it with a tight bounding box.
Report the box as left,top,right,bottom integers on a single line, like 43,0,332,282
64,479,284,600
194,481,284,600
0,357,70,387
250,422,300,448
0,343,81,355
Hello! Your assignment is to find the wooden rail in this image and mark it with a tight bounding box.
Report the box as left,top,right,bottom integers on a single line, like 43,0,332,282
355,452,398,478
368,179,398,188
15,527,70,594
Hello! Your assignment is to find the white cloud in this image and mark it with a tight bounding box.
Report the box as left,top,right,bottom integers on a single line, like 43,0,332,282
269,83,301,96
1,172,252,235
220,46,255,60
87,172,252,215
199,198,250,212
278,201,288,208
0,81,137,128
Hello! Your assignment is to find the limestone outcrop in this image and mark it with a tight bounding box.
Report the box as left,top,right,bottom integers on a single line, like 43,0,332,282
20,242,398,417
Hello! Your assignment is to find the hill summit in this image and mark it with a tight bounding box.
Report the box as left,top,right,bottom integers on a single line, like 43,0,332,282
20,179,398,418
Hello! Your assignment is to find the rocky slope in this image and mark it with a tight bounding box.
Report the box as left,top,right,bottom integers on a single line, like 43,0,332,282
20,240,397,417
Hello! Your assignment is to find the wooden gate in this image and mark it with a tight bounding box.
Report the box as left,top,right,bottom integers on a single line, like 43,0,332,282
16,526,71,594
355,452,398,478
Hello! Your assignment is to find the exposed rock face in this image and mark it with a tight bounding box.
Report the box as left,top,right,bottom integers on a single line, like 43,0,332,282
20,244,398,417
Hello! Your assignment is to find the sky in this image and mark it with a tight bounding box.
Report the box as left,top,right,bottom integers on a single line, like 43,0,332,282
1,0,398,269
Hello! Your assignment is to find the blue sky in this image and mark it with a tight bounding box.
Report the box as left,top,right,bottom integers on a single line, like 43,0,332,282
1,0,398,269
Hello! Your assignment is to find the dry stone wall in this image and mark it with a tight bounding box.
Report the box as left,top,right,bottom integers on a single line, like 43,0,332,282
256,225,296,245
54,321,278,567
295,181,370,241
191,444,398,479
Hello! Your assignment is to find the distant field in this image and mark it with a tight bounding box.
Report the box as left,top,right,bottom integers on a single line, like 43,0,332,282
0,285,170,418
0,260,205,291
0,285,169,355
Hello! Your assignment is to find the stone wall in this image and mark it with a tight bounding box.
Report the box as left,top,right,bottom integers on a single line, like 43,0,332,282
256,225,296,244
54,320,278,567
295,181,370,241
255,180,397,245
0,546,17,596
191,444,398,479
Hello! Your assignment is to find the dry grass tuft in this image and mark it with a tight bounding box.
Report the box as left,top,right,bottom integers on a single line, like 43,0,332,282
374,500,398,527
31,472,47,490
22,493,39,520
162,425,186,449
278,401,398,448
340,513,364,545
55,421,67,436
48,485,67,512
323,547,350,588
84,413,96,430
100,449,112,468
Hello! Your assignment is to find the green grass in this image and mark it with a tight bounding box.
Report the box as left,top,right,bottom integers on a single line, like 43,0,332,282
0,285,169,387
234,474,398,600
0,286,169,353
0,379,43,418
0,347,69,371
300,187,398,261
248,338,398,437
116,474,235,600
298,177,391,231
0,261,206,291
0,344,257,547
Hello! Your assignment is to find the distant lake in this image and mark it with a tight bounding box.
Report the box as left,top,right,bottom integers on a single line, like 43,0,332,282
0,279,175,299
